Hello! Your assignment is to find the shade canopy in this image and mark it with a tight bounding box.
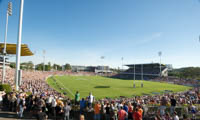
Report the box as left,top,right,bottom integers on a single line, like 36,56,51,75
0,43,33,56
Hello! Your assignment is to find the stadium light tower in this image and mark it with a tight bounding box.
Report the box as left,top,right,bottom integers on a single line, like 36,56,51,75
100,56,105,73
121,57,123,71
2,2,12,84
15,0,24,91
158,51,162,77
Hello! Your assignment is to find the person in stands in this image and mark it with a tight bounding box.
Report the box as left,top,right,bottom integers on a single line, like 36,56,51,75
173,111,179,120
133,108,142,120
118,106,127,120
128,102,133,120
80,98,86,114
51,97,57,118
80,114,85,120
75,91,80,105
88,92,94,107
138,105,143,118
18,96,26,118
94,101,101,120
170,95,176,115
105,103,111,120
37,108,48,120
159,96,167,117
63,102,71,120
123,102,128,120
164,112,172,120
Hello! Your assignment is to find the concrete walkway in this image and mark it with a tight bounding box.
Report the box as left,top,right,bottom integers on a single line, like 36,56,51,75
0,111,18,120
0,111,38,120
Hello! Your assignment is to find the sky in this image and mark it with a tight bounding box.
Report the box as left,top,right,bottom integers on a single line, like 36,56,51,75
0,0,200,69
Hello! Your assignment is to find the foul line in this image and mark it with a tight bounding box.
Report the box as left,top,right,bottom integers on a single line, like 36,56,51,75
52,76,75,97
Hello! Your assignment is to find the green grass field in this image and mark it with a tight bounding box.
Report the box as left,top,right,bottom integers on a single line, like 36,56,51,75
47,75,191,99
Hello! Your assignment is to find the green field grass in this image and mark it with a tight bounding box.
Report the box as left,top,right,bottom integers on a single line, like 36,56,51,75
47,75,191,99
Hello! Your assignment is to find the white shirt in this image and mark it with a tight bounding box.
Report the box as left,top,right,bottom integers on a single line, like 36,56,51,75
0,95,2,102
88,95,94,103
64,105,71,116
51,98,57,107
17,98,21,105
174,115,179,120
47,96,53,104
117,103,123,109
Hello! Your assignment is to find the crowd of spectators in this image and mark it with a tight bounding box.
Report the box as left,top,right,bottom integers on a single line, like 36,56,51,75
0,68,199,120
152,77,198,87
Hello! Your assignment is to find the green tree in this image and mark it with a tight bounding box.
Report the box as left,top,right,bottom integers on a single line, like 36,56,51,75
169,67,200,79
64,63,71,70
45,62,51,71
10,62,16,68
53,64,62,71
20,61,34,70
35,63,43,71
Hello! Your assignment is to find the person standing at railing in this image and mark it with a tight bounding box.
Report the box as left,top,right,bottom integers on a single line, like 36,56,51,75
88,92,94,107
75,91,80,105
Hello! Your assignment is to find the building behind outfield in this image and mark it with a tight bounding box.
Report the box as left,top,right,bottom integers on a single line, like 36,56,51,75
114,63,171,80
71,65,112,73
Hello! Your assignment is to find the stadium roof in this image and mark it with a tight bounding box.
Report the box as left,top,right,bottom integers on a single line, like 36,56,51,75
125,63,166,67
0,43,33,56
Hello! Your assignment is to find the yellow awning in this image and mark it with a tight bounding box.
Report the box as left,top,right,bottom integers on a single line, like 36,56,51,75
0,43,33,56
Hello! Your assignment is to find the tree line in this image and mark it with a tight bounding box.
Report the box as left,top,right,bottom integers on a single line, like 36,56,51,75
9,61,71,71
168,67,200,80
